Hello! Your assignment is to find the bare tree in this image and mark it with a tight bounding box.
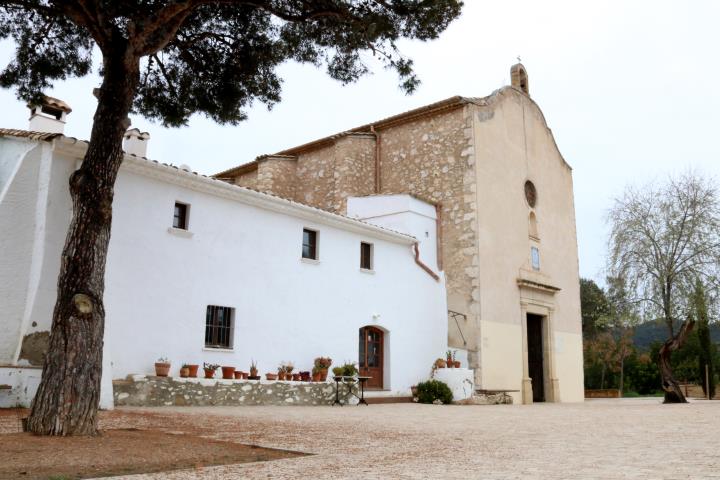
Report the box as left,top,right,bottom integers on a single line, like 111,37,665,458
607,172,720,403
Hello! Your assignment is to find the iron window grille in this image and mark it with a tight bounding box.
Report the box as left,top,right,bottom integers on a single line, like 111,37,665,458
205,305,233,349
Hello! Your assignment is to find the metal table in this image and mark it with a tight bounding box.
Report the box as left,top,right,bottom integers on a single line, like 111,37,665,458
332,376,371,406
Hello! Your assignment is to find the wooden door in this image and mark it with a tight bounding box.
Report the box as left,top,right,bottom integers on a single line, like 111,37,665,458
527,314,545,402
359,327,384,389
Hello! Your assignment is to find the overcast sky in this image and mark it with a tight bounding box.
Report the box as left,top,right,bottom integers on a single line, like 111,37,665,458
1,0,719,284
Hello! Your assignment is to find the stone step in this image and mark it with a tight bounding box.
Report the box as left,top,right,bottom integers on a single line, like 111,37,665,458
365,396,413,404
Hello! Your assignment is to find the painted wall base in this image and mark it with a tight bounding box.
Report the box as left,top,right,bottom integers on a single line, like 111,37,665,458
0,366,42,408
432,368,475,402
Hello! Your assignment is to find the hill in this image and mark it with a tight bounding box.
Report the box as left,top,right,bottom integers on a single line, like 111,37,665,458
633,321,720,351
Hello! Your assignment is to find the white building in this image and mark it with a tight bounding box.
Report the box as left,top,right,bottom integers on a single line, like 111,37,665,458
0,101,450,408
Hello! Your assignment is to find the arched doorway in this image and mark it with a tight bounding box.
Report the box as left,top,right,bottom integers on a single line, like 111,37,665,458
359,326,384,389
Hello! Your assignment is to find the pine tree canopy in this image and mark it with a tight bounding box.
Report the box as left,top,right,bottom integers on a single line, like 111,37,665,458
0,1,463,127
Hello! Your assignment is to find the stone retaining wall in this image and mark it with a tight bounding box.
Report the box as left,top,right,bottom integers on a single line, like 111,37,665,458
113,376,357,407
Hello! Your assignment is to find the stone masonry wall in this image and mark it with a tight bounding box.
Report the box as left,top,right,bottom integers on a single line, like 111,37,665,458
234,169,258,189
256,156,297,199
377,107,480,358
293,144,337,211
113,375,358,407
331,134,376,212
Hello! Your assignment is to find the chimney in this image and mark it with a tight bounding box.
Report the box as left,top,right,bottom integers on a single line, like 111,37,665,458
510,63,530,96
28,96,72,134
123,128,150,157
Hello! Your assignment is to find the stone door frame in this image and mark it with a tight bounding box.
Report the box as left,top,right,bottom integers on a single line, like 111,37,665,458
520,300,560,404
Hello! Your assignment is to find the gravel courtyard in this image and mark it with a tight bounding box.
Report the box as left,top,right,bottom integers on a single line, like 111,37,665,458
5,398,720,479
84,398,720,480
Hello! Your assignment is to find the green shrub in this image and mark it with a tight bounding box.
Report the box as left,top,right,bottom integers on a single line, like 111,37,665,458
416,379,453,404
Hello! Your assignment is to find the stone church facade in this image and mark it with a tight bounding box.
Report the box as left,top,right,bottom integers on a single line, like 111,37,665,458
216,65,584,403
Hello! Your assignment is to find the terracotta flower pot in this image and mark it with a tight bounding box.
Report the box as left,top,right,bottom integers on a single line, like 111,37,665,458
204,369,215,379
221,366,235,379
312,372,322,382
319,368,328,381
234,371,243,380
278,372,286,381
241,372,249,380
154,362,171,377
266,373,278,381
179,367,190,378
300,371,311,382
446,359,453,368
187,365,199,378
454,361,461,368
292,373,301,381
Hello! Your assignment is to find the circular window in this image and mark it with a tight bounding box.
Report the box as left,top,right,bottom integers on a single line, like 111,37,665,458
524,180,537,208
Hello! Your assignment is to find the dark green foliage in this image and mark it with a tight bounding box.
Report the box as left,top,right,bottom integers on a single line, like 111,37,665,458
579,278,611,339
0,1,464,127
624,350,661,395
416,379,452,404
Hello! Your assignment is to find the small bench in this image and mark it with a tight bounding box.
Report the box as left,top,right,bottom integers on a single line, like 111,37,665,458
475,389,519,395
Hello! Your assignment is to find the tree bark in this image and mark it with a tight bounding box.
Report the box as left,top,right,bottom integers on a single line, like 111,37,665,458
25,49,139,435
658,319,695,404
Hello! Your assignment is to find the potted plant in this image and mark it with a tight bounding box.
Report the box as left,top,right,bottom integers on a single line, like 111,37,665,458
333,362,357,380
233,370,244,380
179,364,190,378
299,371,311,382
154,357,171,377
313,357,332,381
266,372,278,381
278,361,294,381
292,373,301,381
203,362,219,379
221,366,235,379
248,360,260,380
445,350,454,368
241,371,249,380
187,364,199,378
451,350,460,368
434,358,447,369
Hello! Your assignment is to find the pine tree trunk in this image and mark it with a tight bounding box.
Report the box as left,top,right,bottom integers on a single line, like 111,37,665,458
658,319,695,404
25,51,139,435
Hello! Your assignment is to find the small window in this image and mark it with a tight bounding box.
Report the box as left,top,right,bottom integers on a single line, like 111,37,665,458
302,228,318,260
531,246,540,271
205,305,234,349
173,202,189,230
360,242,373,270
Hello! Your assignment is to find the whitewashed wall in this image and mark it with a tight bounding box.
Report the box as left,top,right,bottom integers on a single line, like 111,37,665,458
0,137,448,407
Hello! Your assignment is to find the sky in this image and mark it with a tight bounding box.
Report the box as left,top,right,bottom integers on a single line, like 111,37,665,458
1,0,719,284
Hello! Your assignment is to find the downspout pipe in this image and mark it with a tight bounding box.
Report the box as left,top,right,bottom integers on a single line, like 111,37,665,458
413,242,440,281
